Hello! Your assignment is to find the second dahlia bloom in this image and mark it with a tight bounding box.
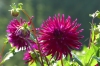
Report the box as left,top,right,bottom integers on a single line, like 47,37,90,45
23,51,34,63
23,44,38,63
39,14,84,60
7,18,34,49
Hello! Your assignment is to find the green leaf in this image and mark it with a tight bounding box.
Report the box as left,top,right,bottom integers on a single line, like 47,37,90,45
93,56,100,62
0,47,23,65
30,33,35,40
18,3,23,9
63,56,70,66
89,10,100,18
4,37,8,44
72,53,83,66
93,56,100,65
0,52,14,64
73,45,98,66
35,60,41,66
96,34,100,47
65,54,70,61
56,60,61,66
96,48,100,57
28,62,36,66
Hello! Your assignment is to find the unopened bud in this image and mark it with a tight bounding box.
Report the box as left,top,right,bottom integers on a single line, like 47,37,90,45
96,12,100,19
94,24,100,35
15,23,30,38
11,9,19,17
94,28,100,35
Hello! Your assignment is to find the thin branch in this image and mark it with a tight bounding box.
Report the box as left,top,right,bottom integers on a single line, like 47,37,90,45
44,56,50,66
88,18,94,48
61,58,64,66
22,10,44,66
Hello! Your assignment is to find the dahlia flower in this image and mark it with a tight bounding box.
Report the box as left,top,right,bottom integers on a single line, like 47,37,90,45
23,51,33,63
7,18,34,49
23,44,38,63
38,14,84,60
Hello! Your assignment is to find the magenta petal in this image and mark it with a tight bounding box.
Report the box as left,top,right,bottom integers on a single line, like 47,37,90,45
7,18,35,50
38,14,84,60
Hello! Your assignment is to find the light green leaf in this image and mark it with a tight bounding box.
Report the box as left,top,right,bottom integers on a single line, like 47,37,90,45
72,53,83,66
0,47,23,65
28,62,36,66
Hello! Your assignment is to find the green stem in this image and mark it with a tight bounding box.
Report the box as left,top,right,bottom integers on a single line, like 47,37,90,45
26,39,41,65
61,58,64,66
44,56,50,66
88,18,94,48
21,9,44,66
0,43,6,65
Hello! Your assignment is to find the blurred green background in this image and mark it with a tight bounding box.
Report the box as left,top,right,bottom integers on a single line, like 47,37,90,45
0,0,100,66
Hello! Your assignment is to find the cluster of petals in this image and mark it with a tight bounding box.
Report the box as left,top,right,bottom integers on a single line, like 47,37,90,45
23,51,33,63
7,13,84,63
7,18,34,50
38,14,84,60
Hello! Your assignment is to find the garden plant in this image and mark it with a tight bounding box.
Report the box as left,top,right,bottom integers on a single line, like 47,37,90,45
0,3,100,66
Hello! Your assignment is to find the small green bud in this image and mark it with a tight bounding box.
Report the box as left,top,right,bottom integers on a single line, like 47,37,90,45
94,28,100,35
94,24,100,35
11,9,19,17
89,10,100,19
9,3,23,17
97,12,100,19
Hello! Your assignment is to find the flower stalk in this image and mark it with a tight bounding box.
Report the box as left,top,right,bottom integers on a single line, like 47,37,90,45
88,18,94,48
21,9,44,66
61,58,64,66
0,42,7,64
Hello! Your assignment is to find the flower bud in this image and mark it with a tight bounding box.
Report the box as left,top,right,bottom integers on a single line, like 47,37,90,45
97,12,100,19
94,24,100,35
15,23,30,38
94,28,100,35
11,9,19,17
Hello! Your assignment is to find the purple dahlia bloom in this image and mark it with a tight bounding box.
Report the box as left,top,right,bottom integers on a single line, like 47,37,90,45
23,44,38,63
7,18,34,49
23,51,33,63
38,14,84,60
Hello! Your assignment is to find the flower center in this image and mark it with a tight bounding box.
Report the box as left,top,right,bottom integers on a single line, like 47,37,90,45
53,29,63,38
